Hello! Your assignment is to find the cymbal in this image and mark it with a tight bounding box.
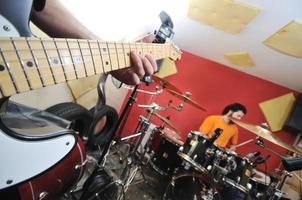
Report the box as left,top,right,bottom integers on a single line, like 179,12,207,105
153,112,180,133
152,75,182,93
166,89,207,112
230,117,302,155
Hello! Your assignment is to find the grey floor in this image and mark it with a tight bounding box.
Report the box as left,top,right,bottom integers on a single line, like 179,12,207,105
66,141,171,200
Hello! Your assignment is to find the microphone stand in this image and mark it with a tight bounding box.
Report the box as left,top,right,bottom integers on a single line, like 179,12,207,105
98,84,140,166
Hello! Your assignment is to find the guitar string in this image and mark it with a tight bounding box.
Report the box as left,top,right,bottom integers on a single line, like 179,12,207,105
0,49,167,66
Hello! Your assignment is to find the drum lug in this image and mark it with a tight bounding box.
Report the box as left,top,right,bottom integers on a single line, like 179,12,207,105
75,159,87,170
38,191,48,200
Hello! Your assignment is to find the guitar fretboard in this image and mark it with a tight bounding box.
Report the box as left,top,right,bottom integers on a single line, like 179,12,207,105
0,37,180,98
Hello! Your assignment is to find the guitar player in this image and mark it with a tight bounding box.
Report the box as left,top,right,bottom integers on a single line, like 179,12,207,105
0,0,158,199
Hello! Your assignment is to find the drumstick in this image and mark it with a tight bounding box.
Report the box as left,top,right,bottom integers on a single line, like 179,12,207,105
235,139,254,148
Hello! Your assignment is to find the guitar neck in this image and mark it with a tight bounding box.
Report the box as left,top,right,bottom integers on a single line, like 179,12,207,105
0,37,180,98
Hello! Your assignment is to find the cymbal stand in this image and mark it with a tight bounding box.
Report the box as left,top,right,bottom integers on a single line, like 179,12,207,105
268,171,292,200
255,137,287,159
255,138,293,200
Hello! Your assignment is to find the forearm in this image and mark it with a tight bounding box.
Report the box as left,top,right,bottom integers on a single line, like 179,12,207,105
31,0,98,39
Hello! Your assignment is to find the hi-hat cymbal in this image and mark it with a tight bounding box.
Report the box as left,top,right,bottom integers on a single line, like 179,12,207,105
152,75,182,94
153,112,180,133
231,117,302,155
166,89,206,112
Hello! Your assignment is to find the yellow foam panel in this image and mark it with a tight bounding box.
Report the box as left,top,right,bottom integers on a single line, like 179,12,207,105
224,51,255,67
263,20,302,58
259,93,296,132
187,0,261,34
155,58,178,78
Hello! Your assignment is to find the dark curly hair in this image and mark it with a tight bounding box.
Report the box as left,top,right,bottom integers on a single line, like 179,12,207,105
222,103,247,115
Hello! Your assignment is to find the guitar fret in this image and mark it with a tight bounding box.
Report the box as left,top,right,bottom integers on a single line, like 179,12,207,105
53,39,68,81
42,39,66,83
40,38,57,84
96,41,106,74
65,38,78,79
77,40,88,77
120,43,128,69
78,40,94,76
115,42,126,69
0,47,18,95
10,38,33,90
87,41,97,75
90,40,104,74
124,43,131,67
54,39,76,80
106,42,119,71
98,42,111,73
67,39,85,78
106,42,115,72
25,38,45,87
8,38,31,92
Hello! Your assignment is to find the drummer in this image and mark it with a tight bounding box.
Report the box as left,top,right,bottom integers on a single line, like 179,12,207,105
198,103,247,150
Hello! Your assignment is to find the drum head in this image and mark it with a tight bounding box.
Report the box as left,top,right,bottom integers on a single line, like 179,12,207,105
160,127,183,146
162,173,214,200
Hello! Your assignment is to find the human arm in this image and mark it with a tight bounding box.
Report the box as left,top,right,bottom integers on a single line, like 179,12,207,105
31,0,157,85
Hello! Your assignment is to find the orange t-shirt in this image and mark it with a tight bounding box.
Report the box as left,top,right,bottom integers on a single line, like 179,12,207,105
199,115,238,148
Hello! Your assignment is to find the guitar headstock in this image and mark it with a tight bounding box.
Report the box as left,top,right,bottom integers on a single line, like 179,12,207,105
167,40,182,61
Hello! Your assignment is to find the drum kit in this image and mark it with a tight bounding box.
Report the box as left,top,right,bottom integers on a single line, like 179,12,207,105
105,75,302,200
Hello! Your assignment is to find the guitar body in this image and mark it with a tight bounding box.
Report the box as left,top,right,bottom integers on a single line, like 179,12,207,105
18,136,86,200
0,100,86,200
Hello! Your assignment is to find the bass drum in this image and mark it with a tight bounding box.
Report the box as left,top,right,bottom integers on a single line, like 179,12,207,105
162,173,216,200
18,136,86,200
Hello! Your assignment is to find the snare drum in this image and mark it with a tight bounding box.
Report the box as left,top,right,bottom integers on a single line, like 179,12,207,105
224,151,254,193
162,173,214,200
249,170,271,199
150,128,183,176
178,131,217,173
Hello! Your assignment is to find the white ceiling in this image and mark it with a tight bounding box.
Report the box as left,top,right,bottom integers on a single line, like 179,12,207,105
62,0,302,92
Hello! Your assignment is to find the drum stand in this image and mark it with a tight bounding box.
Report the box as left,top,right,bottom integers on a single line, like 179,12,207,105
114,105,158,200
255,138,294,200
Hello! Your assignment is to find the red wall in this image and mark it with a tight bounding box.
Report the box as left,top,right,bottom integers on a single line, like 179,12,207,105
118,51,298,173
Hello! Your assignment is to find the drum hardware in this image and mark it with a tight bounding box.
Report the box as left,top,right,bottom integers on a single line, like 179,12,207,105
253,137,302,200
123,85,163,95
166,89,207,112
255,137,287,159
152,75,182,94
268,171,292,200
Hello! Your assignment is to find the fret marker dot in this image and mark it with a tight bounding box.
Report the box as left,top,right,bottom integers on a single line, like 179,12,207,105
103,48,107,52
105,61,109,65
0,64,5,71
26,61,33,67
127,53,130,56
53,58,59,65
